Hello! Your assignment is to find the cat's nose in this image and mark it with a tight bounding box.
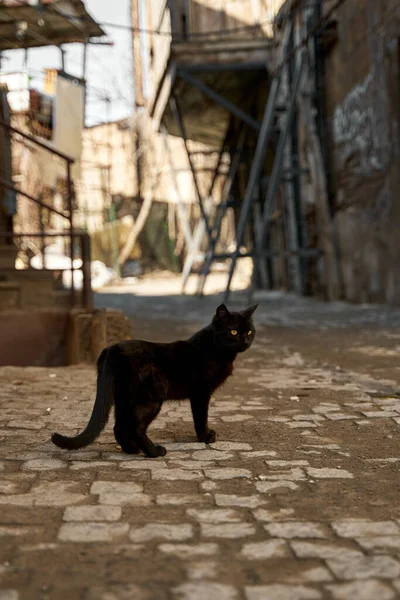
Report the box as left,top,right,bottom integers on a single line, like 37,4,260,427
243,339,250,348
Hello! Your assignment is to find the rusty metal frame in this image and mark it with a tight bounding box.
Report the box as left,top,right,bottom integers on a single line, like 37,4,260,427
0,118,91,310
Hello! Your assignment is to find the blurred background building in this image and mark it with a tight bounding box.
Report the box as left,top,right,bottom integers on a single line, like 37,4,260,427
0,0,399,365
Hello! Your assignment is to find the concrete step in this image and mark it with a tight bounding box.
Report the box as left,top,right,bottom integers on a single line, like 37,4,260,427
0,281,21,309
0,245,18,269
0,308,133,366
0,269,74,308
51,289,85,309
68,309,133,364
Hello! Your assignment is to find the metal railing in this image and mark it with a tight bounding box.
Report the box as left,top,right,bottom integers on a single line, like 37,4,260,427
0,118,93,310
0,231,93,311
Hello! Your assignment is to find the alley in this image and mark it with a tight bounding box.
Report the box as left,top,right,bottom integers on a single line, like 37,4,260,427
1,280,400,599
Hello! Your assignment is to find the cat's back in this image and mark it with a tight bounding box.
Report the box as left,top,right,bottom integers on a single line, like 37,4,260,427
112,338,187,361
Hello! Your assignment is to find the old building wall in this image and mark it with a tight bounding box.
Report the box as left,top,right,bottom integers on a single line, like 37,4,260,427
76,120,137,232
324,0,400,304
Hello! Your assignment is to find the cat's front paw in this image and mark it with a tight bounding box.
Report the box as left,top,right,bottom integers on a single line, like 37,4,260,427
154,444,167,457
205,429,216,444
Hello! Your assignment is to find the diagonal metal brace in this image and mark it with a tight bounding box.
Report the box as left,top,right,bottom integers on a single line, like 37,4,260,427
170,93,213,242
178,70,261,132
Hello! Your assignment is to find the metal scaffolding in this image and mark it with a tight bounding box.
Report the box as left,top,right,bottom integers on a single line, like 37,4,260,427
167,0,341,303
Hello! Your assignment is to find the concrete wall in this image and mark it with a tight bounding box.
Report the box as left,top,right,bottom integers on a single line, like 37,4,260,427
324,0,400,304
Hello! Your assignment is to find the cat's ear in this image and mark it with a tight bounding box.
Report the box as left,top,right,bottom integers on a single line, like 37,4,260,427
241,304,258,319
215,304,230,320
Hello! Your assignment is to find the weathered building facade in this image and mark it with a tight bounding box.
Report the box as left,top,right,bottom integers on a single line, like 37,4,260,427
133,0,400,305
321,0,400,304
0,0,133,366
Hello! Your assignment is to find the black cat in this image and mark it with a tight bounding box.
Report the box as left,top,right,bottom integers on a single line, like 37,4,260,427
51,303,257,458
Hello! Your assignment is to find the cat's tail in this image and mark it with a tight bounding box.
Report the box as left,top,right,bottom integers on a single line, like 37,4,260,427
51,347,114,450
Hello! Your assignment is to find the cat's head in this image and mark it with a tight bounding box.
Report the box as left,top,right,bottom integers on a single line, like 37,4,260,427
211,304,258,353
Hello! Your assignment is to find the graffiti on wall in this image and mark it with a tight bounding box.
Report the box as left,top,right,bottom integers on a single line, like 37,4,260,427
332,71,391,176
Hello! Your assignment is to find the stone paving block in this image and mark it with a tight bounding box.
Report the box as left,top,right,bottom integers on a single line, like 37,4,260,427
158,543,219,557
211,442,252,451
70,461,116,470
291,541,363,560
185,561,218,580
201,481,218,491
172,582,238,600
63,505,122,522
264,521,327,539
292,415,325,422
327,555,400,580
256,481,299,493
119,460,168,470
356,536,400,550
152,469,203,481
200,523,256,539
186,508,241,523
0,525,40,537
0,481,25,494
325,580,396,600
84,583,147,600
305,467,353,479
204,468,252,480
58,522,129,543
312,404,341,413
163,443,207,452
19,543,58,552
344,402,375,409
375,398,400,406
221,414,254,422
366,458,400,464
362,411,399,418
259,468,306,481
90,481,150,506
241,539,290,559
99,492,151,507
331,519,400,537
240,451,278,458
0,481,89,507
156,494,209,506
288,422,319,429
169,460,216,470
253,508,295,522
245,584,322,600
21,459,65,470
103,452,149,461
91,481,142,494
215,494,266,508
0,591,19,600
324,413,359,421
130,523,193,543
265,460,310,467
294,567,332,583
7,420,43,430
191,450,233,461
4,450,48,460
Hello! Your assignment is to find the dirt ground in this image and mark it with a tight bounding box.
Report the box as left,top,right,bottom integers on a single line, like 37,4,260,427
1,274,400,600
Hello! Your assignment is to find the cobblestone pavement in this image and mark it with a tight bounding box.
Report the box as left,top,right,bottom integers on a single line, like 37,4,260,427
1,280,400,599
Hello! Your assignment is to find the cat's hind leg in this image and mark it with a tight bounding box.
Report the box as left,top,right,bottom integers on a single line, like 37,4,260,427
132,401,166,458
113,423,140,454
131,367,167,458
114,365,166,458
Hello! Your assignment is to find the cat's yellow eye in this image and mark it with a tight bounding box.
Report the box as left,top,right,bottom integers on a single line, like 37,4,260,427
231,330,238,336
248,330,252,335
